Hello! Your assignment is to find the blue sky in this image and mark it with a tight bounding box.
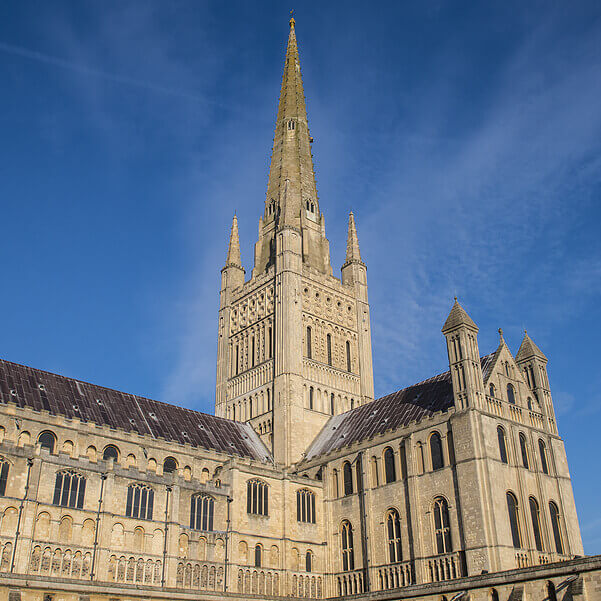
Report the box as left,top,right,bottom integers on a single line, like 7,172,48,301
1,1,600,553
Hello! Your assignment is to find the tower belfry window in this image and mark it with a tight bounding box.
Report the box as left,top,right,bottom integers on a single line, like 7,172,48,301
287,119,295,130
327,334,332,366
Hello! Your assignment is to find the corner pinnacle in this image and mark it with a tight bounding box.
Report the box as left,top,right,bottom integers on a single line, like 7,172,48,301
225,214,242,268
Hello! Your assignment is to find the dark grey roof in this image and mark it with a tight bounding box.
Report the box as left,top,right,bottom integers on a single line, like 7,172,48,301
0,359,271,462
304,354,495,460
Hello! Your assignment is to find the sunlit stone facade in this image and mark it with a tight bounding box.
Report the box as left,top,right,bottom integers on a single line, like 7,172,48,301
0,16,595,601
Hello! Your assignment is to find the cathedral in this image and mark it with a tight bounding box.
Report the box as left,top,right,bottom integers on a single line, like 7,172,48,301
0,16,598,601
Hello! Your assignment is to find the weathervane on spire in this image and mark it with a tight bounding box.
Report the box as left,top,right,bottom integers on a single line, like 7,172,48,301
289,9,295,28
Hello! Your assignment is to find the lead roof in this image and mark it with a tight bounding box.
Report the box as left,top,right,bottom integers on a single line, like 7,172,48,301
304,353,495,461
0,359,271,463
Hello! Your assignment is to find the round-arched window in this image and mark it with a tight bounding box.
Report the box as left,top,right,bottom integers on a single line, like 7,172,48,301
103,445,119,462
38,431,57,453
163,457,178,474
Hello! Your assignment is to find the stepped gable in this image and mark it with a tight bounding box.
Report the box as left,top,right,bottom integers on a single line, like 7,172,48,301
305,353,495,460
0,358,271,462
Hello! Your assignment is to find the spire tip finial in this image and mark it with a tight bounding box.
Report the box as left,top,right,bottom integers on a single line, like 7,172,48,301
289,9,295,28
498,327,504,341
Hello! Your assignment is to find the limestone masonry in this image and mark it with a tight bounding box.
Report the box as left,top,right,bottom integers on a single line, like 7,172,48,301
0,16,597,601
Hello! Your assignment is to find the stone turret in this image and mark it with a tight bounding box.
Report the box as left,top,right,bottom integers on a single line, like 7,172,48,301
342,212,374,402
442,298,485,410
516,331,556,431
215,215,245,417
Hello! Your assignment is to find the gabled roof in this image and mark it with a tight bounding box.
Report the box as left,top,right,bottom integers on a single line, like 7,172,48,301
515,332,547,363
304,354,494,461
441,299,478,333
0,359,271,462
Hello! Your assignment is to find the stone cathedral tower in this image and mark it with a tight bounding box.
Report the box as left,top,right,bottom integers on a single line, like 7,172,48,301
216,16,375,466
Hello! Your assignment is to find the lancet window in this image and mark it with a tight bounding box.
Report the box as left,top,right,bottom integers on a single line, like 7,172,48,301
430,432,444,471
0,460,9,496
549,502,564,554
529,496,543,551
506,492,522,548
497,426,508,464
384,447,396,484
341,521,354,571
386,509,402,563
433,497,452,554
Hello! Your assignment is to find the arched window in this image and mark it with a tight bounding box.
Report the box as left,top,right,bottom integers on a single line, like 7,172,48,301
549,502,564,554
247,479,268,516
346,341,351,372
254,544,262,567
306,327,312,359
539,439,549,474
126,483,154,520
519,433,529,469
343,462,353,496
53,470,86,509
38,431,56,453
332,469,339,497
309,386,314,410
529,497,543,551
340,521,354,571
305,550,313,573
327,334,332,366
489,383,495,397
497,426,508,464
296,489,316,524
287,119,295,131
527,397,533,410
268,327,272,358
330,393,335,415
430,432,444,471
490,589,499,601
433,497,452,554
0,460,9,496
507,384,516,404
190,494,214,531
506,492,522,548
386,509,402,563
384,447,396,484
547,581,557,601
163,457,177,474
103,445,120,462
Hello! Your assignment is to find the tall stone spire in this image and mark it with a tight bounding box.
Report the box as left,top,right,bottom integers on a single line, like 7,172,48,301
266,15,316,226
253,16,331,276
225,214,242,268
344,211,363,265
